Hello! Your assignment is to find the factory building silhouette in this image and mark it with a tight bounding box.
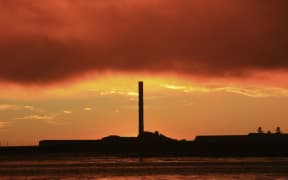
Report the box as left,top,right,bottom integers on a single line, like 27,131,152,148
39,81,173,150
38,81,288,156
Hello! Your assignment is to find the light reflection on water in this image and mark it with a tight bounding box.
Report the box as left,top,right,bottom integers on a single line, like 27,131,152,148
0,156,288,179
1,174,284,180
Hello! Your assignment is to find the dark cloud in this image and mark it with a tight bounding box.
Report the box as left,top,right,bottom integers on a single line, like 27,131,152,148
0,0,288,84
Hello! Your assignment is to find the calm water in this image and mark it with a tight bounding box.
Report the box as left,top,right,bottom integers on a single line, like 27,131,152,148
1,156,288,179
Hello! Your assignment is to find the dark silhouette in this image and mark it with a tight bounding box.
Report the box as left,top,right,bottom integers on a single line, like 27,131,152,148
138,81,144,137
2,81,288,157
276,127,282,134
257,127,263,134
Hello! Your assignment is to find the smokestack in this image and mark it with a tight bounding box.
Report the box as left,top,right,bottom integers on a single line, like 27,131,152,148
138,81,144,137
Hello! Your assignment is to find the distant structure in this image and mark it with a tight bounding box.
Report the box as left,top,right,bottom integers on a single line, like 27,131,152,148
276,127,282,134
257,127,263,134
138,81,144,137
37,82,288,157
257,126,283,135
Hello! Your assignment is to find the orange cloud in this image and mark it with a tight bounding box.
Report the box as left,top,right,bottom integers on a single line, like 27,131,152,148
0,0,287,84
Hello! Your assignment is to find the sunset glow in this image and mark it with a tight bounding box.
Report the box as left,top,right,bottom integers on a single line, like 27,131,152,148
1,74,288,145
1,0,288,145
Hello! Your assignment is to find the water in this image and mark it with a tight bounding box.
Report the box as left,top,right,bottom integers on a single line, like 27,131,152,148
1,156,288,179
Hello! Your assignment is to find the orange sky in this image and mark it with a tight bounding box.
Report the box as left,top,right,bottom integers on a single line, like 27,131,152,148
0,0,288,145
1,74,288,146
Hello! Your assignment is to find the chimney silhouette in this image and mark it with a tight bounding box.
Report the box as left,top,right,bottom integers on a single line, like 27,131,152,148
138,81,144,136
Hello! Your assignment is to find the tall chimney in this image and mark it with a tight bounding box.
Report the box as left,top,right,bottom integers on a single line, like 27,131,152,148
138,81,144,136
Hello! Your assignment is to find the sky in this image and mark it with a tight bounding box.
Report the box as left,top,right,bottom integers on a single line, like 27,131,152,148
1,0,288,145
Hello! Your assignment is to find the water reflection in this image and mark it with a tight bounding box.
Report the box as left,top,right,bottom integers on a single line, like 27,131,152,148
0,156,288,179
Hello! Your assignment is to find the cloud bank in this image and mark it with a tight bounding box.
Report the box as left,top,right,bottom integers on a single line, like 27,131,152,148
0,0,288,84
